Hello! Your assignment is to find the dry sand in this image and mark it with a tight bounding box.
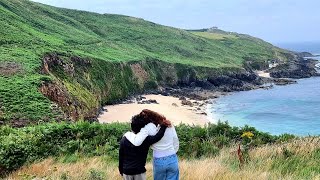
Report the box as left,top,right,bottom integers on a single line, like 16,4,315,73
256,70,271,78
98,95,212,126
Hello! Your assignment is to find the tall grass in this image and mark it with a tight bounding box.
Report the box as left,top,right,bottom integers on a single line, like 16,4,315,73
6,137,320,180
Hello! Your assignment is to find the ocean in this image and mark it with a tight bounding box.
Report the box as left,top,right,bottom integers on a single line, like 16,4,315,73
210,56,320,136
275,42,320,54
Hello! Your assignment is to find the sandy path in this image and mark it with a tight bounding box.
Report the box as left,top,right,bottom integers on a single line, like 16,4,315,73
98,95,211,126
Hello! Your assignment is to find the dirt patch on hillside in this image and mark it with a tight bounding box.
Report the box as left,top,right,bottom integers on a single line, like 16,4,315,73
0,109,4,125
0,62,22,76
39,81,76,120
130,63,149,87
39,81,98,121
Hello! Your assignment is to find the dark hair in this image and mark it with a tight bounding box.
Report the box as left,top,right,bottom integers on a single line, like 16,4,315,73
131,109,172,133
131,114,149,134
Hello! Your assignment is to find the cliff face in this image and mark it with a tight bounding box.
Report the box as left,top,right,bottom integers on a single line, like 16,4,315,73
37,54,265,122
32,52,318,124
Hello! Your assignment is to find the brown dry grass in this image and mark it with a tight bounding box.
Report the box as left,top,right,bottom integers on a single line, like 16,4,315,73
6,157,295,180
6,137,320,180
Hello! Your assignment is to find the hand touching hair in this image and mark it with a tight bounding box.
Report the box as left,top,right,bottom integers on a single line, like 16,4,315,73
139,109,172,127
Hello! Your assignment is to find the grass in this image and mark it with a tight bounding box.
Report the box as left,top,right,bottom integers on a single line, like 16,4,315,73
0,0,295,123
192,31,239,40
6,137,320,180
0,121,284,174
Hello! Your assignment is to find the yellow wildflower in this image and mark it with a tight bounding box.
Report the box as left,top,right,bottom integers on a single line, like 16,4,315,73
241,131,254,139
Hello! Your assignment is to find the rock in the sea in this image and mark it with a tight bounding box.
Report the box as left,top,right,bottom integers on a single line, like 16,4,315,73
200,112,207,115
272,78,296,86
211,95,219,99
179,96,187,101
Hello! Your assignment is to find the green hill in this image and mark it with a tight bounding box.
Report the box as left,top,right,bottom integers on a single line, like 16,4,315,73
0,0,295,124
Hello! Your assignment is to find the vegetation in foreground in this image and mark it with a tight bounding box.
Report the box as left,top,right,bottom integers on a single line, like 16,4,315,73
0,0,295,123
1,121,319,179
6,137,320,180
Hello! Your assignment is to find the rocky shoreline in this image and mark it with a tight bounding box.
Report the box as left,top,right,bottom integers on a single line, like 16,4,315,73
35,51,319,126
102,57,320,121
101,76,298,120
268,57,320,79
110,69,302,105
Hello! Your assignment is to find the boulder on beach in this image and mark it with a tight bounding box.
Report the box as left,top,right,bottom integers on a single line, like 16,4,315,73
181,100,193,106
172,103,179,107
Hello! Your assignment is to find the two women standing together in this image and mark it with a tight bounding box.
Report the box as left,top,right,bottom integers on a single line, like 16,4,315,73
119,109,180,180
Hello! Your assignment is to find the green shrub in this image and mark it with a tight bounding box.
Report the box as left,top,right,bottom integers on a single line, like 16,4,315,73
0,121,285,175
88,169,105,180
144,80,158,89
0,121,129,174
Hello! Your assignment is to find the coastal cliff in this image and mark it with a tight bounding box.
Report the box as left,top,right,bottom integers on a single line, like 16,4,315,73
0,0,317,126
38,53,262,122
38,52,319,124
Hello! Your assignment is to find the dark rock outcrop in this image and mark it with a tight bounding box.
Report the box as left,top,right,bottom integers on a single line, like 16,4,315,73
296,52,314,58
208,75,244,87
138,99,159,104
207,73,262,92
194,80,215,89
269,59,319,79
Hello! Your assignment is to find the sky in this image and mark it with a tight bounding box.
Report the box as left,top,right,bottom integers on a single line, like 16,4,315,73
31,0,320,44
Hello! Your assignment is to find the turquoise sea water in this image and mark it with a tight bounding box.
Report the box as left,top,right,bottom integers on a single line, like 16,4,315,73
211,57,320,136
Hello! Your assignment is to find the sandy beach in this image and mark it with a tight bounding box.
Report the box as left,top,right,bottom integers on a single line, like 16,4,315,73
256,70,271,78
98,94,212,126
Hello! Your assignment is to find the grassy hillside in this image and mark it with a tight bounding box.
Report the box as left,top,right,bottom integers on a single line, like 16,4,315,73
0,0,295,123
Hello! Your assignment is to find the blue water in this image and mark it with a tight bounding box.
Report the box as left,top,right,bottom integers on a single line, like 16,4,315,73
211,72,320,136
276,42,320,54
